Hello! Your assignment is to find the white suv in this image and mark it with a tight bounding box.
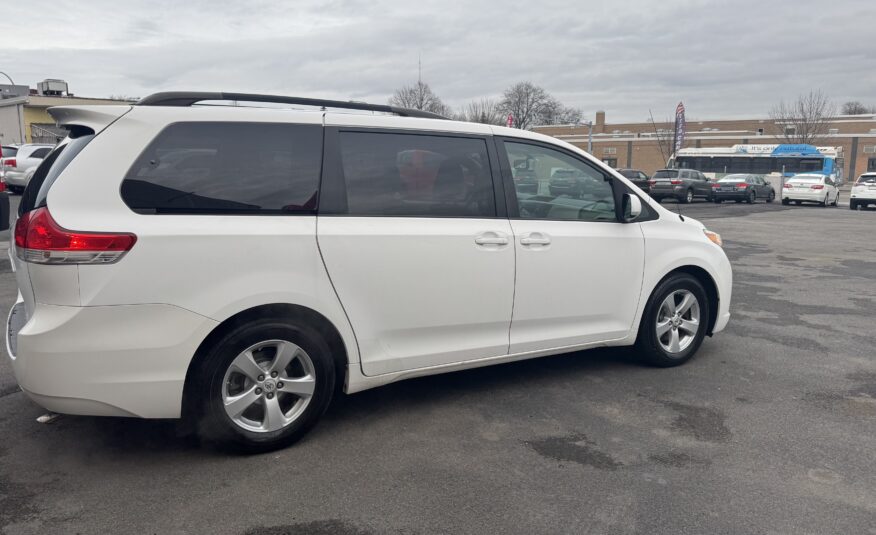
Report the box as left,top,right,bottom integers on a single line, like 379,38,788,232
0,143,55,193
7,92,732,452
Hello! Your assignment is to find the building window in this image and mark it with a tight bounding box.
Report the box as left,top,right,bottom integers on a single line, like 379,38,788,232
757,128,764,135
868,158,876,172
603,147,617,155
784,125,796,137
602,158,618,168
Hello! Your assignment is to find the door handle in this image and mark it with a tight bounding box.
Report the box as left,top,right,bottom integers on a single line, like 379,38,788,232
474,232,509,246
520,233,551,246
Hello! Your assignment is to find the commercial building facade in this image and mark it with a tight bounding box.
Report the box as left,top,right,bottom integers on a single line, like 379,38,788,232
0,91,130,144
535,111,876,181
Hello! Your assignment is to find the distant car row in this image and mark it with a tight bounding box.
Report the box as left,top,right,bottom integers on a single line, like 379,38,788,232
0,143,54,193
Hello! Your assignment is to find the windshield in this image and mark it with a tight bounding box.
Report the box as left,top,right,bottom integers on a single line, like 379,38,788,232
618,169,639,178
653,170,678,178
856,175,876,184
718,174,750,183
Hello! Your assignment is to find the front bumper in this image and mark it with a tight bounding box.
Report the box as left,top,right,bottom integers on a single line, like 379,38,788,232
7,296,218,418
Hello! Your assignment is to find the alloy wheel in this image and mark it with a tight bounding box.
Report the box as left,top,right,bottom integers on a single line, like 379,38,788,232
221,339,316,433
656,290,700,355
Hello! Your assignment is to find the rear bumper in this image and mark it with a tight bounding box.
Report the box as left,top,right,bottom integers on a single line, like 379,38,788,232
6,296,218,418
650,186,684,197
3,170,29,187
713,191,748,200
782,190,825,202
849,191,876,201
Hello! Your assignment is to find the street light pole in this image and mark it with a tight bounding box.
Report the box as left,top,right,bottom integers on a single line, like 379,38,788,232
577,120,593,153
0,71,15,86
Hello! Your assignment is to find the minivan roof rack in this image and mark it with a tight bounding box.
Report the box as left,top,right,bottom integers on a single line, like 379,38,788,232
136,91,448,120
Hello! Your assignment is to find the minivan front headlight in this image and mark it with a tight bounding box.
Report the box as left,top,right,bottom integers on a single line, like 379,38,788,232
703,229,723,247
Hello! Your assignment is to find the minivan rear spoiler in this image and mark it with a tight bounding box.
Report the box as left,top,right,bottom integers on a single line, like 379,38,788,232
47,105,133,136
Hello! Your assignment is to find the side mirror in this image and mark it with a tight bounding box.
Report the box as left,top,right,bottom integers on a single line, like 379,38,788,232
623,193,642,222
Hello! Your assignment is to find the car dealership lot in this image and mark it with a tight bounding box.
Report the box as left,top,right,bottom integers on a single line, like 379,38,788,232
1,199,875,534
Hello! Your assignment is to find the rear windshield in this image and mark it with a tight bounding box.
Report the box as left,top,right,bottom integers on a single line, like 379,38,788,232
856,175,876,184
19,135,94,216
1,147,18,158
718,174,750,182
653,170,678,178
617,169,639,178
788,175,822,183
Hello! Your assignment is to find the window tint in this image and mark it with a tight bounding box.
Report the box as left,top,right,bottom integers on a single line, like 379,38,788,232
338,132,495,217
122,122,322,215
654,170,679,178
503,141,615,222
2,147,18,157
29,147,51,159
20,135,94,216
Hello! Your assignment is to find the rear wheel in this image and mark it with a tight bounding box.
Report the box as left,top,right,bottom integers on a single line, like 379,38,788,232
635,273,709,367
832,193,839,206
714,198,722,204
192,317,336,453
850,200,858,210
820,195,828,207
747,190,756,204
767,191,775,203
781,198,790,205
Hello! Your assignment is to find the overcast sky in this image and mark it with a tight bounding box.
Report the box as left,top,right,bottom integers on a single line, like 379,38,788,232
1,0,874,123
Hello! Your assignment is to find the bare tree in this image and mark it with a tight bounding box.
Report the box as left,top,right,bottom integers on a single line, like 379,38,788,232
841,101,876,115
498,81,555,130
388,80,451,116
460,98,504,125
769,90,836,144
648,110,675,165
541,100,583,125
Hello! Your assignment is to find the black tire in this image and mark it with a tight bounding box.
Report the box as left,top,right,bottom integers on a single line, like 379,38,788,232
832,193,839,207
734,199,742,203
714,198,723,204
850,200,857,210
795,200,801,205
781,198,789,205
192,317,336,453
820,195,828,207
746,190,756,204
766,191,775,203
681,189,693,204
635,273,710,367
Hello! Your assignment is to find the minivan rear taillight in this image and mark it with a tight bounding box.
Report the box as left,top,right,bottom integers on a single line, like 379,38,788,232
14,207,136,264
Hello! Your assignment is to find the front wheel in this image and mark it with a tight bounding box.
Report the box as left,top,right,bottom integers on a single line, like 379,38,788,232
192,317,336,453
682,189,694,204
635,273,709,367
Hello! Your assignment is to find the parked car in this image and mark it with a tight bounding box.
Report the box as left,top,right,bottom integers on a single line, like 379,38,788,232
8,91,732,452
781,173,839,206
0,145,18,159
850,173,876,210
711,174,775,203
1,143,54,193
616,168,651,193
548,167,607,198
649,168,713,203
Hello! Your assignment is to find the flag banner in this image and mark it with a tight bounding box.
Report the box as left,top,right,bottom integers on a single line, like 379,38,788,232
674,102,686,152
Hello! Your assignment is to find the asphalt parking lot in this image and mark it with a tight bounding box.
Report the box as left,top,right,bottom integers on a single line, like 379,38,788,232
1,195,875,535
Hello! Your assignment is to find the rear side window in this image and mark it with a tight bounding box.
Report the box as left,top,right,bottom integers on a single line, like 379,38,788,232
29,147,51,159
338,132,495,217
19,135,94,216
121,122,322,214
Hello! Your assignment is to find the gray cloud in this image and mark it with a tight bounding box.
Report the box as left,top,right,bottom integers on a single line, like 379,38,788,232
1,0,874,121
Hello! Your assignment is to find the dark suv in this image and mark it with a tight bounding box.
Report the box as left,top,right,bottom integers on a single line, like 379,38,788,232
616,169,651,193
649,169,713,203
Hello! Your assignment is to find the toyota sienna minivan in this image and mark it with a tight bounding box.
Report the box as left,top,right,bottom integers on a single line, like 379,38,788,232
7,92,732,452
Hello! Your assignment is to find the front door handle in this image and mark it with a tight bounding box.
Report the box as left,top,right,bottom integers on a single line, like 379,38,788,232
475,232,509,246
520,233,551,246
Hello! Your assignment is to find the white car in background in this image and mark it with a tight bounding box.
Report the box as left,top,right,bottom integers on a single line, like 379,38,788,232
780,173,839,207
850,173,876,210
0,143,54,193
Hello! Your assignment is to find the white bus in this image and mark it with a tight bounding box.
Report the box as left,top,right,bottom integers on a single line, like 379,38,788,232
669,144,844,183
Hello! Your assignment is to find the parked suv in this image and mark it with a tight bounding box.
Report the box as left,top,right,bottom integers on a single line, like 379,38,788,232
616,169,651,193
8,92,732,452
0,143,54,193
649,168,713,203
849,173,876,210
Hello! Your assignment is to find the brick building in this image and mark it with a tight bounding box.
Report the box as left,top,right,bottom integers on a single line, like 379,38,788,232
534,111,876,181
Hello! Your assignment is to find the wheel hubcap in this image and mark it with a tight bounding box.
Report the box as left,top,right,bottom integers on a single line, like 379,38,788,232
656,290,700,355
221,339,316,433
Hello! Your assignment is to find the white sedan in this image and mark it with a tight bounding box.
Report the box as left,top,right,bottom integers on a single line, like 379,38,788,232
781,174,839,207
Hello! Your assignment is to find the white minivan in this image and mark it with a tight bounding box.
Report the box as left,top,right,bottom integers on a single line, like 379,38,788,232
7,92,732,452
